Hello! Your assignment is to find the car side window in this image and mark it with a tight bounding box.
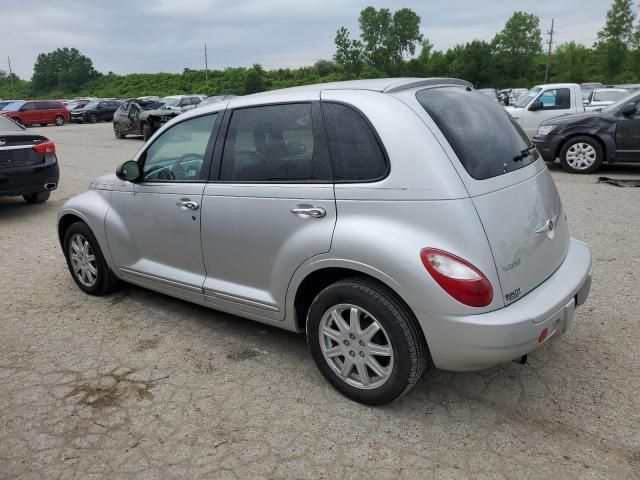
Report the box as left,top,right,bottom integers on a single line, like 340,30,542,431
538,89,571,110
220,103,332,182
179,98,190,107
141,114,217,182
21,103,36,111
190,97,201,105
321,102,388,182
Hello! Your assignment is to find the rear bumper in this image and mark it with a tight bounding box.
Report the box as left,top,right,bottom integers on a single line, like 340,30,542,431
416,238,592,371
0,156,59,197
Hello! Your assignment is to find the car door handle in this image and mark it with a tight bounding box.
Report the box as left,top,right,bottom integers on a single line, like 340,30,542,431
290,206,326,218
176,200,200,210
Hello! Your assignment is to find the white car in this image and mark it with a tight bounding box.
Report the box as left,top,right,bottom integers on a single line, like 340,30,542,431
583,88,629,112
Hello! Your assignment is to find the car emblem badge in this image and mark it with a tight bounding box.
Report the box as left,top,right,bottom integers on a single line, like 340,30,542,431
534,218,556,237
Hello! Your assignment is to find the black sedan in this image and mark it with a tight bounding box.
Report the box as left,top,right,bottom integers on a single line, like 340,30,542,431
533,90,640,173
70,100,121,124
0,116,59,203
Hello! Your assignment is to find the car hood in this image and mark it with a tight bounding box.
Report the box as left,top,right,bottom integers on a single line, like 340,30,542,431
503,106,520,119
141,108,180,118
541,111,608,126
89,173,118,190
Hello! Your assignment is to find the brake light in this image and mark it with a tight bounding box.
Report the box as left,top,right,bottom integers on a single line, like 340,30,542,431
33,141,56,154
420,248,493,307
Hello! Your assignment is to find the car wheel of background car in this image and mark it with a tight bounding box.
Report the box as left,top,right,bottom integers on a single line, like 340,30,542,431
54,115,64,126
560,136,603,174
113,124,126,139
142,123,152,141
23,191,50,204
306,277,428,405
89,113,98,124
63,222,120,295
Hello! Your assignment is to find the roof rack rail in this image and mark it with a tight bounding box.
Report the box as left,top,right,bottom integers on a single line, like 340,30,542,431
384,78,473,93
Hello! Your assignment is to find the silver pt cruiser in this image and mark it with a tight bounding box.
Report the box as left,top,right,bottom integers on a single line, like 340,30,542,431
57,78,592,404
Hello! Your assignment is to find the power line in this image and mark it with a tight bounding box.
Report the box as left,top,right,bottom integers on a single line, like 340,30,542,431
544,18,555,83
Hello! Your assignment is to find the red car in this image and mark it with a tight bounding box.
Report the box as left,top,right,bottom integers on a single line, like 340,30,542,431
1,100,70,126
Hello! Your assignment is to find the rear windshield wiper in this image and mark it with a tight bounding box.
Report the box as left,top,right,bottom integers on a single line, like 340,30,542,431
513,144,535,162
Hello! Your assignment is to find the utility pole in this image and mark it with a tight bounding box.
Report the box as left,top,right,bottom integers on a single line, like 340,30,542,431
204,42,209,85
544,19,555,83
7,56,15,96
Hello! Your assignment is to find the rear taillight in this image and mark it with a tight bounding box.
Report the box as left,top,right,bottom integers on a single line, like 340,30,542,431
33,141,56,154
420,248,493,307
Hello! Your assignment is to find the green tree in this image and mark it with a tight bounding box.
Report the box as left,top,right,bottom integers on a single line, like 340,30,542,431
31,47,98,94
492,12,542,84
335,7,422,75
449,40,496,87
333,26,364,74
550,42,596,83
596,0,636,79
244,64,266,94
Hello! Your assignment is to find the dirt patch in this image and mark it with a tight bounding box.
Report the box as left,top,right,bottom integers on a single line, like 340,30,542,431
226,348,263,362
65,369,159,408
135,337,161,352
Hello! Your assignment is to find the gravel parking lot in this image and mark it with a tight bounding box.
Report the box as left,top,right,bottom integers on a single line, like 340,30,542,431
1,122,639,479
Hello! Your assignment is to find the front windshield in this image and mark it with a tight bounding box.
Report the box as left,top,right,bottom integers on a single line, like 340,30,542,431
603,90,638,112
83,102,99,109
2,101,24,111
593,90,627,102
161,97,181,107
514,88,541,108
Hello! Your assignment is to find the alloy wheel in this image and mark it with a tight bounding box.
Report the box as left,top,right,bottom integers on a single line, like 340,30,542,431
69,234,98,287
319,304,394,390
565,142,597,170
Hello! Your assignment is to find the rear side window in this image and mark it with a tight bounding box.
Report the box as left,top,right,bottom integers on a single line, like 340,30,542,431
49,101,63,109
322,103,388,181
417,87,538,180
220,103,332,182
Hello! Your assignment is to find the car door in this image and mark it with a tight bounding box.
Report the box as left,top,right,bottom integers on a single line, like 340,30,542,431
105,112,220,302
20,102,38,125
523,87,572,137
200,97,336,321
615,100,640,160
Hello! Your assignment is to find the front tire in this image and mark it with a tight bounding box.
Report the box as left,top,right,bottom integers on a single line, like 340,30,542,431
63,222,120,295
560,136,603,174
23,191,50,204
307,278,428,405
88,113,98,124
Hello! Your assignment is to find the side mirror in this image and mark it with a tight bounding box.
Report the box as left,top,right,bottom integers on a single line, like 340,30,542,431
116,160,141,182
621,103,636,116
529,100,543,111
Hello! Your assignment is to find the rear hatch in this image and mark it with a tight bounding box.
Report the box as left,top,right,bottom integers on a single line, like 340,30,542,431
0,133,51,169
416,86,570,305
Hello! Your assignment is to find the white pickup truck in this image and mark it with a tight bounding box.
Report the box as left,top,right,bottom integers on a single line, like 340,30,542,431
504,83,584,138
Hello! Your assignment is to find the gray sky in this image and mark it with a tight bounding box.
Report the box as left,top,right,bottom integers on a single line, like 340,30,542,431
3,0,611,79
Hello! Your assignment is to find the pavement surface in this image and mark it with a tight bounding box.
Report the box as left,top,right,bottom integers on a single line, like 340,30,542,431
1,122,639,480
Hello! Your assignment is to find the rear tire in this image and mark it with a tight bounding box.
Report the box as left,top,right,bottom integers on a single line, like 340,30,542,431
113,123,126,139
63,222,120,295
142,123,152,141
306,277,428,405
23,191,50,204
560,136,603,174
54,115,64,126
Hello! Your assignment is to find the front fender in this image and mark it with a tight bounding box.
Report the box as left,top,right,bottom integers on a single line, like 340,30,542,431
57,189,115,269
558,125,616,162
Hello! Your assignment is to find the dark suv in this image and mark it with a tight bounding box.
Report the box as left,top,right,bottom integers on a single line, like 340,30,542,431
533,90,640,173
113,99,173,140
0,115,59,203
71,100,121,123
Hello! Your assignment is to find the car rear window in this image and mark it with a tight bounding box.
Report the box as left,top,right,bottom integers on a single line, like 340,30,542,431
416,86,538,180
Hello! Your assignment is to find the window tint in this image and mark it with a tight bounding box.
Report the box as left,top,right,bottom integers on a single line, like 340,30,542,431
190,97,201,105
322,103,387,182
49,101,63,109
142,114,217,182
417,86,538,180
538,88,571,110
21,103,36,111
220,103,331,182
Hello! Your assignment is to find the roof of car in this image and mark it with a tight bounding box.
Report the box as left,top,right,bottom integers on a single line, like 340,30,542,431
247,78,472,97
